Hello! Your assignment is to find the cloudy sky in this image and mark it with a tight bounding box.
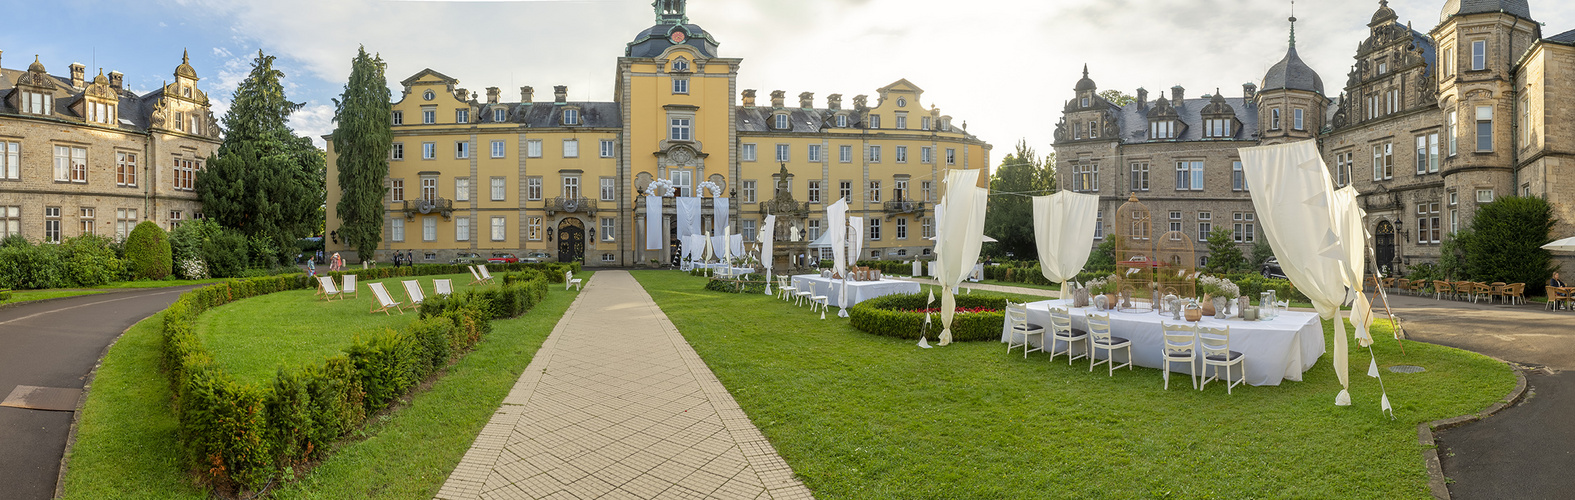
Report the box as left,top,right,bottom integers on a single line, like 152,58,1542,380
6,0,1572,159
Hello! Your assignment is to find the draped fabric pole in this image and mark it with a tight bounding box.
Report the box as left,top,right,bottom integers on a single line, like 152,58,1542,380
1030,192,1101,324
935,170,988,345
715,197,731,246
827,199,848,276
840,217,864,318
762,215,777,295
677,197,702,262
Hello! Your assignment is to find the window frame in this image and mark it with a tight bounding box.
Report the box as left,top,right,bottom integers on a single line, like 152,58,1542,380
491,140,506,159
741,143,757,162
527,139,543,158
455,109,468,124
600,139,615,158
1471,40,1486,71
839,145,853,163
492,176,507,201
600,177,616,202
1475,106,1494,152
808,144,822,163
563,139,579,158
775,143,789,162
456,177,470,201
807,180,821,203
492,216,507,241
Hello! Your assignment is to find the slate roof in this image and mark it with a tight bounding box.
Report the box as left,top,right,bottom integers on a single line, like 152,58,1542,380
1261,46,1325,95
1549,28,1575,45
1113,96,1260,144
476,101,622,128
2,64,196,133
626,23,719,58
735,107,834,133
1440,0,1533,23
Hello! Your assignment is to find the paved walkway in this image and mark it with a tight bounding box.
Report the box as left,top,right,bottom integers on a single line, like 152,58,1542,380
0,286,200,499
437,271,813,500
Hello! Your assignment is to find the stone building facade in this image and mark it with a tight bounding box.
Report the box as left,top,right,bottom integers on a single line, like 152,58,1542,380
322,3,990,266
0,50,221,242
1057,0,1575,275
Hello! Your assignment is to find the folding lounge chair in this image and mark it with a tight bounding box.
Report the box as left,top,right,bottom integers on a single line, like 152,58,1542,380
316,276,342,301
401,280,426,311
566,271,583,291
341,274,358,299
478,265,495,284
367,282,403,315
434,278,453,297
467,266,485,286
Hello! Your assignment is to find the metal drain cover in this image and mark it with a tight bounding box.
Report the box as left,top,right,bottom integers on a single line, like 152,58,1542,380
1388,365,1426,373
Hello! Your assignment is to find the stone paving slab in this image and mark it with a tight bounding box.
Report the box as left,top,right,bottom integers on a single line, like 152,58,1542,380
437,271,812,500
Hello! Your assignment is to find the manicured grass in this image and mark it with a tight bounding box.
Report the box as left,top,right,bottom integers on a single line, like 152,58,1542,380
3,289,108,304
633,270,1516,499
62,272,588,498
196,273,486,384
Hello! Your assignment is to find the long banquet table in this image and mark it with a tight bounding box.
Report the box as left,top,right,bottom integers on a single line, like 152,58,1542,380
791,275,921,307
1000,299,1325,386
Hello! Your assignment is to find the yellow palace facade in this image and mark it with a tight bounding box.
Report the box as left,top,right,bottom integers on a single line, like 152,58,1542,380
324,4,990,266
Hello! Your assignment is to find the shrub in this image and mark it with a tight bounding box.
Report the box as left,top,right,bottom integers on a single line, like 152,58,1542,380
0,243,66,290
125,221,173,280
849,293,1009,342
346,329,421,413
202,228,251,278
703,276,768,294
63,234,126,287
1463,196,1557,295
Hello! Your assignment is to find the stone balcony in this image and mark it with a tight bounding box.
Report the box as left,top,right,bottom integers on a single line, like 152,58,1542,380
883,200,926,216
402,197,454,220
546,196,598,215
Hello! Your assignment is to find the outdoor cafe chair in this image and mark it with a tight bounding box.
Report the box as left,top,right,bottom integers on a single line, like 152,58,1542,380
1004,301,1045,359
1504,283,1526,305
1454,281,1475,301
433,278,453,297
1490,282,1507,304
367,282,404,315
776,276,796,302
794,282,815,307
316,276,342,301
341,274,358,299
1197,324,1245,394
1548,287,1573,311
1471,282,1493,303
1047,307,1088,365
1086,312,1131,376
1160,321,1198,390
1393,278,1409,296
1433,280,1452,300
401,280,426,312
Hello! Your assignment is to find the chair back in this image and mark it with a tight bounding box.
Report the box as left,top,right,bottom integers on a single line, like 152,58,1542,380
368,282,397,307
434,279,453,297
478,265,493,279
1509,283,1525,297
342,274,357,293
1087,313,1112,343
1047,307,1073,336
1196,325,1232,359
318,276,339,294
1433,280,1449,293
402,280,425,304
1161,322,1196,359
1005,302,1030,331
468,266,482,280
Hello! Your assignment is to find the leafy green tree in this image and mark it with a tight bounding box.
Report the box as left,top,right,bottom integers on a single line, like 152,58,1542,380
1084,239,1116,272
124,221,172,280
1204,227,1245,273
984,140,1053,259
1099,89,1136,107
1462,196,1557,293
198,50,325,268
332,47,393,264
1250,239,1275,271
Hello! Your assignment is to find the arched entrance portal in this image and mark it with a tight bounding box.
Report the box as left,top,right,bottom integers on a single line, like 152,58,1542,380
1374,220,1395,273
557,218,585,263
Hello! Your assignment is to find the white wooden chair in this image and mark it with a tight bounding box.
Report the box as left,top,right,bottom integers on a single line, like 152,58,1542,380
795,282,815,307
401,280,426,312
341,274,358,299
777,276,796,302
316,276,342,301
1087,312,1131,376
1004,301,1045,359
1160,321,1198,390
477,265,496,284
1046,306,1088,365
566,271,582,291
433,278,453,297
367,282,403,315
467,266,486,286
1197,324,1245,394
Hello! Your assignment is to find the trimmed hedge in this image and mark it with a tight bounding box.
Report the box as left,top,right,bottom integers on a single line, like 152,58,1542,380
849,293,1009,342
125,221,173,280
159,266,552,494
704,276,768,294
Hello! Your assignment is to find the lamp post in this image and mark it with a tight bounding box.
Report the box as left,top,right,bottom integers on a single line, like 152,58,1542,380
547,227,554,242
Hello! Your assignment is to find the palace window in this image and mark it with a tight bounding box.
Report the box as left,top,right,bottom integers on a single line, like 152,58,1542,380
808,180,821,203
1448,110,1459,156
1271,108,1282,130
391,218,405,242
808,144,822,162
1232,161,1247,191
774,114,789,130
921,181,933,202
1419,203,1441,243
495,216,509,241
743,180,757,203
492,140,506,158
1150,120,1176,139
23,91,53,115
896,112,908,130
896,218,907,239
80,207,95,235
672,58,689,72
116,152,137,187
669,117,692,141
174,159,199,191
456,109,468,124
392,143,404,161
1088,121,1098,138
1372,144,1392,180
494,108,506,122
868,218,881,240
741,143,757,162
1169,211,1182,236
868,181,882,202
868,145,882,162
1471,40,1486,71
88,101,116,124
1294,108,1306,130
869,115,881,129
1198,212,1211,242
920,146,932,164
562,176,579,199
600,139,615,158
922,217,935,239
896,146,907,163
114,208,137,240
421,177,438,200
54,146,87,183
456,216,470,241
1,141,18,180
1335,152,1352,187
391,179,404,202
808,219,822,241
423,142,436,160
44,207,61,243
422,108,435,124
1130,162,1149,191
839,181,852,201
742,219,756,242
392,110,403,125
456,177,470,201
1204,119,1232,138
563,108,580,125
836,115,848,128
563,139,579,158
527,140,542,158
946,148,956,165
894,180,907,202
840,145,853,163
669,170,692,197
1074,162,1098,192
527,177,542,201
1449,192,1459,233
528,217,542,240
1175,160,1203,191
921,116,931,130
601,178,615,201
1094,210,1103,239
455,141,469,159
601,217,615,241
775,143,789,162
1476,189,1494,203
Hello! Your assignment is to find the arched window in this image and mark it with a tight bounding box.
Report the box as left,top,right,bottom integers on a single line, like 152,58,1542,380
423,90,435,101
897,97,907,107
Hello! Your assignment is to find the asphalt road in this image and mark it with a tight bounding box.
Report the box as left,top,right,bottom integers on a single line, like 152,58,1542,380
0,286,197,500
1377,292,1575,499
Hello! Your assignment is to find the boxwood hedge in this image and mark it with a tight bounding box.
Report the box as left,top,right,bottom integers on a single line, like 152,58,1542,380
848,293,1009,342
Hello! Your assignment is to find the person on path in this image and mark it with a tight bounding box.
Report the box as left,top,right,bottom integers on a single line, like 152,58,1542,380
306,257,316,277
331,252,343,271
1551,272,1567,288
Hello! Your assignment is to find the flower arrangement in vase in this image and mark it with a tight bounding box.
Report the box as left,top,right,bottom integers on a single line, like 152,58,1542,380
1087,276,1116,310
1197,276,1241,318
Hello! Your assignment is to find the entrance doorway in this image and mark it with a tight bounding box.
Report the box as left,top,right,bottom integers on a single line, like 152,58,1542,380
557,218,585,263
1374,220,1395,274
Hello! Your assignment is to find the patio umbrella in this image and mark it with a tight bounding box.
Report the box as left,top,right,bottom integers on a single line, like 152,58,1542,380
1542,236,1575,252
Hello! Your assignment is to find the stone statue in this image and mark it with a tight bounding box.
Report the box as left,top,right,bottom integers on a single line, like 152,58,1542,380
789,224,801,242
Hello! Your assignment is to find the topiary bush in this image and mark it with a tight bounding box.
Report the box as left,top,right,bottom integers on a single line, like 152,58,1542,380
124,221,173,280
849,293,1009,342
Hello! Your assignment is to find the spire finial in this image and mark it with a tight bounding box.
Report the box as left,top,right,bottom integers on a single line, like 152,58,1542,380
182,48,189,64
1288,1,1297,48
1083,64,1088,78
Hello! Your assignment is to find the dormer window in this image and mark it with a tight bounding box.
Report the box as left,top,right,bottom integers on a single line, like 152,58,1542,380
563,108,580,126
184,86,192,98
493,108,506,122
1150,120,1176,140
672,57,690,72
1081,97,1090,107
88,102,116,125
836,114,848,128
1271,108,1282,130
1204,118,1233,138
23,92,53,115
774,114,789,130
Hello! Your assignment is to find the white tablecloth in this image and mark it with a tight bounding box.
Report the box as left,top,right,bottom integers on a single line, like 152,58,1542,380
1000,299,1325,386
699,262,755,276
791,275,920,307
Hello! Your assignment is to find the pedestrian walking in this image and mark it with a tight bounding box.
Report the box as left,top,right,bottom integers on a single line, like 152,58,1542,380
306,257,316,277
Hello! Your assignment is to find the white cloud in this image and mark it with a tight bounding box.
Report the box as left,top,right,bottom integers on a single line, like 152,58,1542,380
290,102,337,148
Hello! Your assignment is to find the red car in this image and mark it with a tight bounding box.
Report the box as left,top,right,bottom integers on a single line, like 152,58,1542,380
488,253,519,264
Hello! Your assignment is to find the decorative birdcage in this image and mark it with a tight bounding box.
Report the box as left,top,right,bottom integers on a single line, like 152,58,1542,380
1113,194,1157,312
1153,228,1197,300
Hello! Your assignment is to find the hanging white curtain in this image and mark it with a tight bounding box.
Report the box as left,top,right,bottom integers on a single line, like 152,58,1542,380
1239,140,1362,406
689,234,707,263
645,195,664,250
840,216,865,317
1332,186,1374,345
714,197,730,242
761,215,777,294
702,231,714,262
730,234,744,258
677,197,702,259
721,225,734,263
1033,191,1101,299
827,199,848,277
935,170,988,345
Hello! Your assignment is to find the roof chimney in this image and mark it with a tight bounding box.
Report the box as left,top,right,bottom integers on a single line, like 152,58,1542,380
0,50,4,70
1136,87,1148,108
1171,85,1185,105
486,87,499,104
741,89,756,108
799,92,814,109
827,94,842,110
853,95,869,111
553,85,567,104
769,90,785,108
1243,82,1257,101
70,63,86,89
521,86,534,103
109,71,124,91
454,87,468,101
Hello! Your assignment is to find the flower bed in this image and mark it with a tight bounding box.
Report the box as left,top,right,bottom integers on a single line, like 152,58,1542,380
849,293,1008,342
704,275,769,294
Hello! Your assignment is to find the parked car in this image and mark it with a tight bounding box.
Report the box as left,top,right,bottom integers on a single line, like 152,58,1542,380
1261,257,1287,279
521,251,553,263
488,253,519,264
452,252,484,265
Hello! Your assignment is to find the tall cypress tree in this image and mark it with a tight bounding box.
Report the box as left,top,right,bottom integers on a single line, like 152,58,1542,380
332,47,393,263
197,50,325,266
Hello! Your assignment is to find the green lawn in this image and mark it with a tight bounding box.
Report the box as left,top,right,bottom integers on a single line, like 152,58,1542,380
632,270,1515,499
63,272,588,499
3,289,107,304
93,278,232,289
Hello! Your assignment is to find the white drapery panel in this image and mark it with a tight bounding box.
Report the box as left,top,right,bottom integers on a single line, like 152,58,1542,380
702,231,714,262
762,215,776,294
935,170,988,345
827,199,848,276
645,195,664,250
677,196,702,246
1332,186,1374,346
840,216,865,317
714,197,730,239
1239,140,1362,406
1033,191,1101,298
690,234,707,262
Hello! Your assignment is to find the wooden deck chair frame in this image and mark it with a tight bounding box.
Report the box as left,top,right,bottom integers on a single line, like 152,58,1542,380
1086,312,1131,376
477,265,495,284
367,282,404,315
433,278,454,297
1004,302,1044,359
467,266,485,285
341,274,358,299
1196,325,1245,394
1160,321,1198,390
400,280,426,312
1046,307,1088,365
316,276,342,301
